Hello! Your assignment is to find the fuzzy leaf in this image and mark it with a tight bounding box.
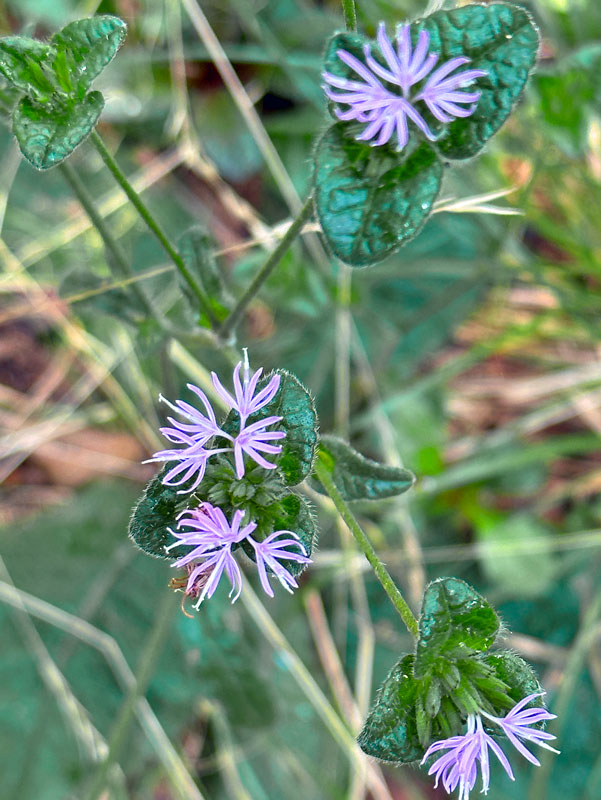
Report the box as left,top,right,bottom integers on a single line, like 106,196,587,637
357,654,423,763
414,577,500,678
128,466,189,560
13,90,103,169
416,3,540,159
313,124,442,266
314,435,415,500
51,15,127,94
0,37,55,99
178,227,231,326
222,370,318,486
484,651,543,708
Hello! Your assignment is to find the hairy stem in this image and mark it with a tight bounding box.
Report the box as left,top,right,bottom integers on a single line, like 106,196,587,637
219,194,314,341
90,130,216,326
314,457,419,639
83,591,179,800
341,0,357,31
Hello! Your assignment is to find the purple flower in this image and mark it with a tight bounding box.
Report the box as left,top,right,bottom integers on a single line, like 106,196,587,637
146,428,231,494
322,22,487,150
422,715,514,800
166,502,311,608
211,350,285,478
480,693,560,767
421,694,559,799
248,530,311,597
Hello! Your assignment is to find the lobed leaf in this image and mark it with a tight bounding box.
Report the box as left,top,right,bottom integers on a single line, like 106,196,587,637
314,434,415,500
414,577,500,678
357,654,423,763
13,90,104,169
415,3,540,159
313,124,442,266
51,15,127,94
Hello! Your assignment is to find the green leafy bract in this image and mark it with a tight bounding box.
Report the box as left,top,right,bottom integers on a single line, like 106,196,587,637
314,435,415,500
358,578,545,763
13,91,104,170
0,38,55,99
414,577,500,677
416,3,540,159
222,369,318,486
128,465,188,561
313,124,442,266
357,655,423,763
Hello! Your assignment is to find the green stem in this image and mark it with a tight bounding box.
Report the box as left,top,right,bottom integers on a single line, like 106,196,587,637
83,591,179,800
340,0,357,31
219,194,314,342
314,457,419,639
90,129,216,327
59,160,158,319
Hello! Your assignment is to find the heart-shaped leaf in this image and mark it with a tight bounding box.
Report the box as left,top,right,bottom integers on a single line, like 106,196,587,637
414,577,500,678
13,90,104,170
415,3,540,159
314,435,415,500
358,654,423,763
313,123,442,266
221,370,318,486
52,15,127,94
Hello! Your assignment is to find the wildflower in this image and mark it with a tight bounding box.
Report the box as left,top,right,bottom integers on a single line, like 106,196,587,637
480,693,560,766
148,351,286,491
166,502,310,608
145,429,230,493
248,529,311,597
211,350,285,478
322,22,487,150
421,694,558,799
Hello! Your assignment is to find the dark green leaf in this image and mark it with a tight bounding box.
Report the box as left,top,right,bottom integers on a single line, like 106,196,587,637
178,227,231,326
357,654,423,763
13,90,104,169
414,577,499,678
128,466,189,560
51,15,127,94
313,124,442,267
314,435,415,500
416,3,540,159
484,651,543,710
222,370,318,486
0,37,55,99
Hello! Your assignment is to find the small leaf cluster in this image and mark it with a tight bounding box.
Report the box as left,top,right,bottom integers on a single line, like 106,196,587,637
129,370,319,576
0,16,126,169
358,577,543,763
313,3,540,267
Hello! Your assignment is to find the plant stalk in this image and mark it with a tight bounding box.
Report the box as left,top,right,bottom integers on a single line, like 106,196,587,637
314,457,419,639
218,194,314,341
341,0,357,31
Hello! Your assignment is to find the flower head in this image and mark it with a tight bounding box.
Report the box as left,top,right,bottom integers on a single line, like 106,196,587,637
322,22,487,151
421,694,558,799
212,350,285,478
148,351,286,490
166,502,311,608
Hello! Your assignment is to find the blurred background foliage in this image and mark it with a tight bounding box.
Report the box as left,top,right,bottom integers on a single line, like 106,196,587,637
1,0,601,798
